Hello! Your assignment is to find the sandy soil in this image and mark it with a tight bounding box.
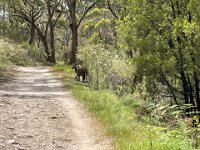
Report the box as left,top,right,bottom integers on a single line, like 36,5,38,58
0,66,114,150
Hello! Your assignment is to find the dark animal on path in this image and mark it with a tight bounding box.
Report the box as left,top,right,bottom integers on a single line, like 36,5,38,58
72,64,88,82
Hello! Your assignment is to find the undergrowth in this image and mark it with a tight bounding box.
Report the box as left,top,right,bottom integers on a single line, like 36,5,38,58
53,65,197,150
0,38,44,71
0,38,46,83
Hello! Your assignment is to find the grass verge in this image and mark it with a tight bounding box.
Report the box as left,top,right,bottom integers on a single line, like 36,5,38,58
53,65,195,150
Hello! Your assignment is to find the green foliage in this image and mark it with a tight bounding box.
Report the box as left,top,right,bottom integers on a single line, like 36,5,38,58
86,7,102,17
78,44,113,89
117,0,200,109
82,6,115,45
95,18,111,29
53,65,196,150
21,42,45,63
0,38,43,68
120,94,140,109
77,44,133,95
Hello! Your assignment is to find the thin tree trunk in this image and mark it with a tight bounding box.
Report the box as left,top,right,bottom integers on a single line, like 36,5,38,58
187,76,195,104
49,25,56,63
179,70,191,115
29,23,35,45
3,4,6,37
161,73,179,106
34,24,50,60
47,1,56,63
194,72,200,111
70,25,78,64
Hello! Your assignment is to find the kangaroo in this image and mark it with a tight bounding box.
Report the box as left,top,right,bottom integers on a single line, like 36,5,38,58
72,64,88,82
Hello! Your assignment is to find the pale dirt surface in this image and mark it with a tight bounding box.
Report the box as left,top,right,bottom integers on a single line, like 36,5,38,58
0,66,114,150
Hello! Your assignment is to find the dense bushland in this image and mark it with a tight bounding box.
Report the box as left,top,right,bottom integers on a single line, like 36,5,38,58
73,1,200,148
1,0,200,149
116,0,200,112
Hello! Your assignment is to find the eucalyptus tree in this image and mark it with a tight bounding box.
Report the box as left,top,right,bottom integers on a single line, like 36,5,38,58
43,0,63,63
117,0,200,111
82,7,115,45
0,0,22,39
9,0,63,63
64,0,98,64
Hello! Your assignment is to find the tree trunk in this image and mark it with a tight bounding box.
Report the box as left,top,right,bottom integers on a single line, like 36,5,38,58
160,73,179,106
70,24,78,64
49,24,56,63
29,23,35,45
34,24,50,60
48,1,56,64
187,76,194,103
66,0,96,64
67,0,78,64
194,72,200,111
180,70,190,104
3,4,6,37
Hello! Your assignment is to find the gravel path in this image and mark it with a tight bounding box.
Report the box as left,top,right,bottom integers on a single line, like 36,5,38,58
0,66,114,150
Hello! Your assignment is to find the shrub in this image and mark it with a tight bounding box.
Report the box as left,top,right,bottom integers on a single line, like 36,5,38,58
77,44,133,95
0,38,43,68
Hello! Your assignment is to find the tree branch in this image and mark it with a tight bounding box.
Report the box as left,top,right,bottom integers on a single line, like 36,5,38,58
53,11,62,27
107,0,118,19
77,2,97,28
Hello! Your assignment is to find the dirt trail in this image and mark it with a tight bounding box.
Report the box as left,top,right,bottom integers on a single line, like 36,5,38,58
0,66,114,150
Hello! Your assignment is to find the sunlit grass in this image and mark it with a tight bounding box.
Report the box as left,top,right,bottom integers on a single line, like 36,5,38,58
53,65,195,150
